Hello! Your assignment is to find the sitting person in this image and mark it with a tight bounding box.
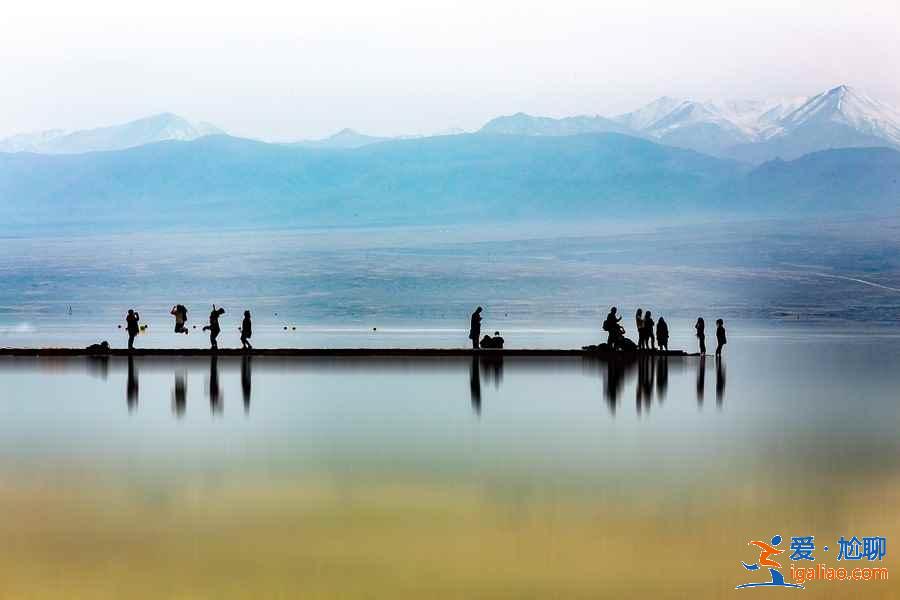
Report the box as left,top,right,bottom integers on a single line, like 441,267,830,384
479,331,505,349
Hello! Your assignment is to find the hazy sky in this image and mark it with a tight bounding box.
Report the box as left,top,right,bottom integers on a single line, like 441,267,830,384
2,0,899,140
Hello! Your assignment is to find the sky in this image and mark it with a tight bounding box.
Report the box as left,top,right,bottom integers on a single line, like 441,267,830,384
1,0,899,141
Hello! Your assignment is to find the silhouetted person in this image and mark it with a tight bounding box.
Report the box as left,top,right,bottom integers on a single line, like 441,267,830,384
172,373,187,418
469,355,481,415
126,356,138,411
695,317,706,355
241,355,252,414
715,319,727,358
125,309,140,350
469,306,483,349
716,358,726,407
480,331,505,349
603,306,624,346
656,317,669,351
644,311,656,350
171,304,189,334
240,310,253,350
209,355,222,414
203,305,225,350
696,355,706,406
635,308,645,349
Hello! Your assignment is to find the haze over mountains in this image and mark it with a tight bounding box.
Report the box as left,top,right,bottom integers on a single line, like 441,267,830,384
0,113,223,154
0,84,897,231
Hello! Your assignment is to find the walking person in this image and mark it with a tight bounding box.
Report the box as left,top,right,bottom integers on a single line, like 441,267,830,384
125,309,140,350
644,311,656,350
469,306,483,349
635,308,645,349
240,310,253,350
695,317,706,355
656,316,669,351
203,305,225,350
715,318,727,358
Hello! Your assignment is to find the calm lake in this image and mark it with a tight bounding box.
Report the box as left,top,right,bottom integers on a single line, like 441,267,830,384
1,333,898,598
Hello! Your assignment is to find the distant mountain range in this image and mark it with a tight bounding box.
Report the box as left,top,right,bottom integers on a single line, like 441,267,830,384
0,113,223,154
0,132,897,230
481,85,900,162
3,84,897,164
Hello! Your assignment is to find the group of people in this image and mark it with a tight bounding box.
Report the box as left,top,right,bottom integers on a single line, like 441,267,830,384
124,305,254,350
603,306,727,356
695,317,727,357
468,306,505,349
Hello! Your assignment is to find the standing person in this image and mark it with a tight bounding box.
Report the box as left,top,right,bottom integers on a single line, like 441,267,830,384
635,308,645,349
695,317,706,355
170,304,189,334
203,305,225,350
125,309,140,350
240,310,253,350
715,318,727,358
644,311,656,350
469,306,483,349
656,316,669,351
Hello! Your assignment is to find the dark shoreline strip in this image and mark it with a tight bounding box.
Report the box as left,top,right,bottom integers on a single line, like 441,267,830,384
0,348,691,358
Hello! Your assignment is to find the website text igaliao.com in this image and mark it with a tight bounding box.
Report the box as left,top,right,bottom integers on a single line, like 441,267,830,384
790,564,889,583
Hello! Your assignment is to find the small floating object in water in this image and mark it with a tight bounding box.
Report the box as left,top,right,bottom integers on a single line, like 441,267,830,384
292,326,296,331
372,327,377,331
283,326,288,331
117,324,122,329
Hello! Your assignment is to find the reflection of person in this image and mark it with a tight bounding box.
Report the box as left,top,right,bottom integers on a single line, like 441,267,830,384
126,356,138,411
715,319,727,357
203,305,226,350
241,355,252,414
695,317,706,355
209,355,222,413
468,307,483,349
716,358,726,407
172,373,187,417
240,310,253,349
469,355,481,415
125,309,140,350
170,304,189,334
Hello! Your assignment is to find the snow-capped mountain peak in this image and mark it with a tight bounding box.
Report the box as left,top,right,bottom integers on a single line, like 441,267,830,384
0,113,225,154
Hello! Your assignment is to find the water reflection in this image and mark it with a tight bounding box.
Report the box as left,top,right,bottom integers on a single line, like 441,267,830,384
469,356,481,416
696,356,706,406
208,356,222,415
126,356,138,412
172,372,187,418
468,354,505,416
656,356,668,400
716,358,726,408
241,355,252,415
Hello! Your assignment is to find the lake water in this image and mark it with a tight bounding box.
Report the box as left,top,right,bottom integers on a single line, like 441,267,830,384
1,333,898,598
1,219,899,351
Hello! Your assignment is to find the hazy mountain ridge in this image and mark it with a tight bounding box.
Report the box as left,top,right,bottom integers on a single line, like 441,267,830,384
0,132,743,228
0,113,224,154
0,132,896,231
